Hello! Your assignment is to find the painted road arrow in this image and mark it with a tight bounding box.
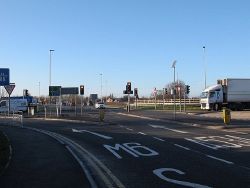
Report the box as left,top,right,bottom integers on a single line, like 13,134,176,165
72,129,113,140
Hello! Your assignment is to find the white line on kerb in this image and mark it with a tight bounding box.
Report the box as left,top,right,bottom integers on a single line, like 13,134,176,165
174,144,191,151
206,155,234,165
138,132,147,135
153,137,165,142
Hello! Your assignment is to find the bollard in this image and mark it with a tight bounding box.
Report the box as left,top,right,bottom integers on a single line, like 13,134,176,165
222,108,231,125
99,109,105,122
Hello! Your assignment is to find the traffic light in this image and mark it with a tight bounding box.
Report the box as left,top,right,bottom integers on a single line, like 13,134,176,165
164,88,168,95
126,82,131,93
186,85,190,94
23,89,28,97
80,85,84,95
134,88,138,97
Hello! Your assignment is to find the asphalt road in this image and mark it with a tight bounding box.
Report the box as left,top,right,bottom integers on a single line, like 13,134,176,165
0,110,250,188
12,108,249,188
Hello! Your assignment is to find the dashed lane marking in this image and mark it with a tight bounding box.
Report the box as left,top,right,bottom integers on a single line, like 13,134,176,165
174,144,191,151
153,137,165,142
206,155,234,165
126,128,134,131
138,132,147,135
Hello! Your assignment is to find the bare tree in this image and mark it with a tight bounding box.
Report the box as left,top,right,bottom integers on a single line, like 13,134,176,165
165,80,187,99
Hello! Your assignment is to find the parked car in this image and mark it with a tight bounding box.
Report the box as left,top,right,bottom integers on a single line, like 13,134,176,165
95,102,106,109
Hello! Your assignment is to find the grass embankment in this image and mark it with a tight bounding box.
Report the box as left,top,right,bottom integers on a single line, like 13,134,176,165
0,131,10,175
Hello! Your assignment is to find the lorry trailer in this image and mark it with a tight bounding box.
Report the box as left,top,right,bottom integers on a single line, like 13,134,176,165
200,78,250,111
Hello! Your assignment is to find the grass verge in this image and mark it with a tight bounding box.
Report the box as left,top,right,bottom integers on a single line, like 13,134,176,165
0,130,10,175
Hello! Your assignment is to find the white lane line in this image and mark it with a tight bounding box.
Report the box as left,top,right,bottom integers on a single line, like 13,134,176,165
118,125,125,128
72,129,113,140
206,155,234,165
164,128,188,134
153,137,165,142
174,144,191,151
223,130,248,135
148,124,188,134
138,132,147,135
126,128,134,131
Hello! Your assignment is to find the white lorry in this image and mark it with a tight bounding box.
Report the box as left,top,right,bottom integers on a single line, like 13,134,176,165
0,98,28,113
200,78,250,111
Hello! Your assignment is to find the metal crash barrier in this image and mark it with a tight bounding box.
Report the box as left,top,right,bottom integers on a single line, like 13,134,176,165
222,108,231,125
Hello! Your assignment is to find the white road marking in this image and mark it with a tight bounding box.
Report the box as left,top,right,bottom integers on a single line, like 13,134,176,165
66,146,98,188
104,143,159,159
138,132,147,135
148,124,188,134
206,155,234,165
126,128,134,131
153,168,212,188
185,138,218,150
225,135,250,146
72,129,113,140
191,124,200,127
174,144,191,151
223,130,248,135
153,137,165,142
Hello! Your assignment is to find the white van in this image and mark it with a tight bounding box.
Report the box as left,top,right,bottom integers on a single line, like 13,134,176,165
0,99,28,112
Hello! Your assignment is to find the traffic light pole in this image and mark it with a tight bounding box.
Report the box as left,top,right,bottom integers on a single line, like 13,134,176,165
135,97,137,110
81,95,83,116
163,88,165,110
127,94,130,112
184,89,186,112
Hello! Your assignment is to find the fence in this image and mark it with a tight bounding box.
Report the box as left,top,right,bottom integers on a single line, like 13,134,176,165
0,112,23,127
136,98,200,105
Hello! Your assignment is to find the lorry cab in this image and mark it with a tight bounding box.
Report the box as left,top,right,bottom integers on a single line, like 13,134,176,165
200,84,223,111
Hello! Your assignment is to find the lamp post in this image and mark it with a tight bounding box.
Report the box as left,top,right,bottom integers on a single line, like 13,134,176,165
203,46,206,89
38,82,40,99
171,60,177,120
100,73,103,102
49,50,54,87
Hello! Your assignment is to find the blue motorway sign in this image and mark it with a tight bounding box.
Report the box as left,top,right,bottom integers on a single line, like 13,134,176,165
0,68,10,86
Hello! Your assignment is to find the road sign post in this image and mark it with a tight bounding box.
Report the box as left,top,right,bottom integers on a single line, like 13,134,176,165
4,83,15,116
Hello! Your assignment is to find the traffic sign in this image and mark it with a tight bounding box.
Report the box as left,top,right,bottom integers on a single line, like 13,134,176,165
49,86,61,96
0,68,10,86
4,84,15,95
61,87,79,95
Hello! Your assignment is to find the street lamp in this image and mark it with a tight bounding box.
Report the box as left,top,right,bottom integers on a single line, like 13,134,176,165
100,73,103,102
49,49,55,86
203,46,206,89
171,60,177,120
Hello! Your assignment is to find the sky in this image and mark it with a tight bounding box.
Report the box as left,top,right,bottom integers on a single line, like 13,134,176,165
1,0,250,98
